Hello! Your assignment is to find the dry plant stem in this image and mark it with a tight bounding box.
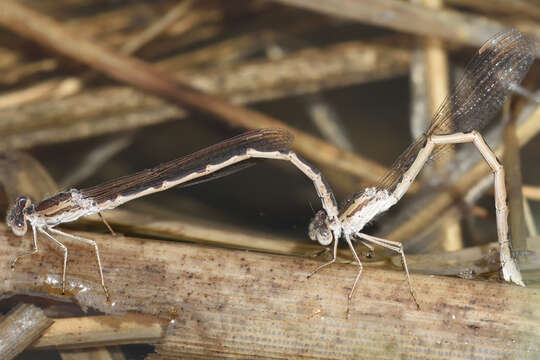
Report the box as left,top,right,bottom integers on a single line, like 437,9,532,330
523,185,540,201
58,135,134,189
0,3,219,86
0,303,54,360
522,198,538,238
420,0,463,252
77,208,357,262
0,58,56,86
0,39,411,116
59,347,128,360
273,0,525,48
0,87,183,153
25,0,198,115
2,225,539,359
0,3,321,87
0,1,386,183
447,0,540,20
410,51,429,139
121,0,194,55
0,41,410,188
395,241,501,276
305,94,355,151
107,347,127,360
60,348,116,360
503,103,528,256
157,32,274,70
79,209,326,257
31,314,166,350
182,40,411,104
0,151,58,204
0,79,63,108
69,0,196,86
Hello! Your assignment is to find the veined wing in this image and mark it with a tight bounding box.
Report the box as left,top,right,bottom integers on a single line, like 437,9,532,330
377,29,535,192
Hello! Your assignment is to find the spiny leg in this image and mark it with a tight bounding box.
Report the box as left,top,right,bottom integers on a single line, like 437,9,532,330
48,227,110,301
307,234,339,278
38,228,68,294
356,232,419,309
98,212,116,236
10,226,39,269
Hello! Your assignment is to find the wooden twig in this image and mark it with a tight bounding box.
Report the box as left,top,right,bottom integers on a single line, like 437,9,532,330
0,3,221,86
0,151,58,204
31,314,166,350
0,304,54,360
0,1,389,183
121,0,194,56
503,102,528,256
272,0,539,49
41,0,199,111
77,208,323,257
447,0,540,20
0,87,183,153
59,348,117,360
523,185,540,201
181,40,411,104
2,224,538,359
393,241,500,276
58,135,134,189
72,207,364,263
416,0,463,253
0,39,411,113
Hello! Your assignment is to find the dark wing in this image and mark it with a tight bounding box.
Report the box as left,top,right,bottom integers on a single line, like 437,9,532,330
80,129,294,205
428,29,535,136
377,29,535,192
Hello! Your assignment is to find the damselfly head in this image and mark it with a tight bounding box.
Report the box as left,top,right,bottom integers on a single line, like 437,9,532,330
6,196,31,236
308,210,333,246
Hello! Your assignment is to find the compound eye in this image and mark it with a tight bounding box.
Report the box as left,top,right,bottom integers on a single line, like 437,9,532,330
8,214,27,236
15,217,25,228
7,196,30,236
316,228,333,246
308,210,333,246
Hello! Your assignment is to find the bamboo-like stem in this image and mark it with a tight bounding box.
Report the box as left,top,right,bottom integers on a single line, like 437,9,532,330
0,1,388,182
418,0,463,252
1,225,539,359
0,39,410,154
272,0,540,50
59,348,116,360
0,304,54,360
503,103,528,256
120,0,194,56
0,87,183,153
447,0,540,19
32,314,166,350
523,185,540,201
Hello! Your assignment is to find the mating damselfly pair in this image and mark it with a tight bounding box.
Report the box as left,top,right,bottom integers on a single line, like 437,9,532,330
6,29,536,308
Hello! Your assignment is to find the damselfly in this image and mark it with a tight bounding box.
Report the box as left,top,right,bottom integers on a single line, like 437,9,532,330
307,29,536,309
7,129,337,299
